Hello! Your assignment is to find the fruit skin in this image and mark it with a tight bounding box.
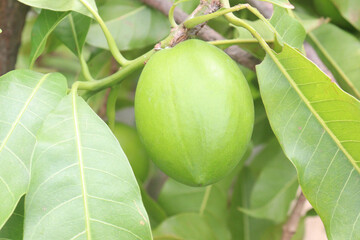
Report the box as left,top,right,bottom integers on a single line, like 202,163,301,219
113,122,149,182
135,39,254,186
313,0,353,30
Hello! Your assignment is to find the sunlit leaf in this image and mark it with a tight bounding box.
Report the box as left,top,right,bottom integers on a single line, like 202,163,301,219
257,44,360,239
24,93,152,239
0,70,67,229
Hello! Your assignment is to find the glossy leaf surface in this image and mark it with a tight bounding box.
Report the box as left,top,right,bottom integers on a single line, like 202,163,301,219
257,44,360,239
0,70,67,228
24,93,152,239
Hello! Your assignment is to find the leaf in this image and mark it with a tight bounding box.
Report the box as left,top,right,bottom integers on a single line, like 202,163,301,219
153,213,217,240
239,139,298,223
24,93,152,239
259,0,294,9
257,44,360,239
0,70,67,229
139,185,167,229
330,0,360,31
18,0,97,18
29,10,69,68
86,0,170,51
0,197,24,240
252,99,274,145
54,12,92,56
158,179,231,240
270,6,306,50
307,23,360,99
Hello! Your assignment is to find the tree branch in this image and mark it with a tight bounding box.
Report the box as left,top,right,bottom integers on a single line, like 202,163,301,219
140,0,260,70
0,0,30,75
282,192,306,240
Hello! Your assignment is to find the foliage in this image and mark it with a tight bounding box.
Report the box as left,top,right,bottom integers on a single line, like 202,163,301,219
1,0,359,239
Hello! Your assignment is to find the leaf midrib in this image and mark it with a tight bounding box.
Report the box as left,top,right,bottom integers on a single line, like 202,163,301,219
72,92,91,239
265,45,360,173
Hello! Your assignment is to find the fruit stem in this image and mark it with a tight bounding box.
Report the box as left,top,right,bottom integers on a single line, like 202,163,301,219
169,3,178,28
77,49,155,94
79,0,130,66
208,38,273,47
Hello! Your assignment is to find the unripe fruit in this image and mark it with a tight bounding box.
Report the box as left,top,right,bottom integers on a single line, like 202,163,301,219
135,40,254,186
113,122,149,182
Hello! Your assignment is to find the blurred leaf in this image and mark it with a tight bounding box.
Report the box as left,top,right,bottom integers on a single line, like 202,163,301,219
239,140,298,223
29,10,69,68
158,179,231,240
0,70,67,229
18,0,97,17
139,185,167,229
24,93,152,239
0,197,24,240
153,213,217,240
252,99,274,145
87,0,170,51
307,23,360,99
259,0,294,9
54,12,92,56
257,44,360,239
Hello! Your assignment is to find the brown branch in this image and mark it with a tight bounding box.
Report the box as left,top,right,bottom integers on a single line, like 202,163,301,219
282,192,307,240
140,0,259,70
0,0,30,75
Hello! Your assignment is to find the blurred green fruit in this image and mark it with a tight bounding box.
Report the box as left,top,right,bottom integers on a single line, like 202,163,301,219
114,122,149,182
135,39,254,186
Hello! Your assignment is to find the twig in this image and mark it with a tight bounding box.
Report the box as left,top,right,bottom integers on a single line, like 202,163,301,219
282,192,307,240
140,0,259,70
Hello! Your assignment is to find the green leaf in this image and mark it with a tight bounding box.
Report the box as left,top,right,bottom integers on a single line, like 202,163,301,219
29,10,69,68
0,197,24,240
54,12,92,56
86,0,170,51
0,70,67,229
307,23,360,99
330,0,360,31
24,93,152,239
252,99,274,145
257,44,360,239
259,0,294,9
158,179,231,240
18,0,97,18
239,139,298,223
153,213,217,240
270,6,306,50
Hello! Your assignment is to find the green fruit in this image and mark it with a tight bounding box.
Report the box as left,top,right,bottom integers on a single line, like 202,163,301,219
135,39,254,186
314,0,353,29
113,122,149,182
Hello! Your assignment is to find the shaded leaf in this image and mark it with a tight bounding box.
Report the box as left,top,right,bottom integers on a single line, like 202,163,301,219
24,93,152,239
153,213,217,240
0,70,67,229
329,0,360,31
54,12,92,56
29,10,69,68
257,44,360,239
307,23,360,99
239,139,298,223
86,0,170,51
18,0,97,18
0,197,24,240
